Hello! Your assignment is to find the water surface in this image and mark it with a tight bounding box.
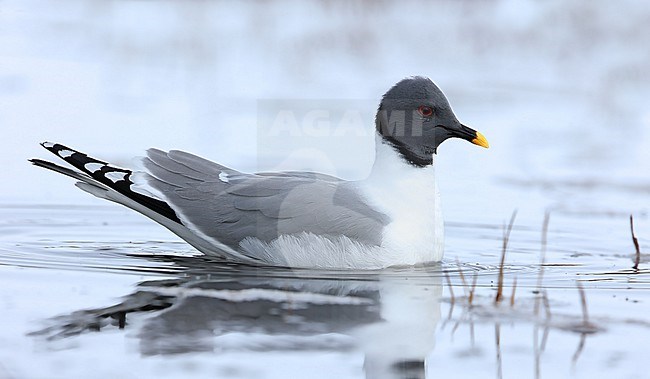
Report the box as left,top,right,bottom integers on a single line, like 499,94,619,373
1,204,648,379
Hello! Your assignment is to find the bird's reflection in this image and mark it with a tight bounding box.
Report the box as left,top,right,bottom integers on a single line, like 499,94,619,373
33,256,443,379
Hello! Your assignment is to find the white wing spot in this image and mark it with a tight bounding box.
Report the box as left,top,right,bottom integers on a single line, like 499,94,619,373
84,162,105,173
104,171,129,183
219,171,230,183
42,142,55,148
58,149,74,158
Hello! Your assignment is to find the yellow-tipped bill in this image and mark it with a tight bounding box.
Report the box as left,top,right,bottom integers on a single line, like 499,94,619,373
471,131,490,149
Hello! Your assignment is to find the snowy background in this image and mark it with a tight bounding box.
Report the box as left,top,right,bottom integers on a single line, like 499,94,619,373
1,0,649,219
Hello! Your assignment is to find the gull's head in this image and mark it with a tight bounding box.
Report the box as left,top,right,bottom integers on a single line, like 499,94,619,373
375,76,489,167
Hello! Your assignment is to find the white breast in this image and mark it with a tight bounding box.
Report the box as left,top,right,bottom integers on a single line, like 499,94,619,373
355,138,445,265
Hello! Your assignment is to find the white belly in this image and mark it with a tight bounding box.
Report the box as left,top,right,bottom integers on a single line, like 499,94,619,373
356,170,444,266
238,232,393,269
235,173,444,269
379,179,444,264
238,141,446,269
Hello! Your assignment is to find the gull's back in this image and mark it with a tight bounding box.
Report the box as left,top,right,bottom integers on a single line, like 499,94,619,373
141,148,390,266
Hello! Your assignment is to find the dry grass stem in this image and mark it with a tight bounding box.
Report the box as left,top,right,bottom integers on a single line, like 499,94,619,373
452,315,463,336
456,258,468,297
542,290,552,319
630,215,641,270
470,320,475,347
495,210,517,304
540,324,550,352
577,281,589,324
533,326,541,379
535,212,551,315
572,333,587,365
468,272,478,306
495,323,503,379
444,270,455,305
510,276,517,307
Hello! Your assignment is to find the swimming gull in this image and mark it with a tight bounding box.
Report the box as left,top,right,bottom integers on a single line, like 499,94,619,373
30,76,489,269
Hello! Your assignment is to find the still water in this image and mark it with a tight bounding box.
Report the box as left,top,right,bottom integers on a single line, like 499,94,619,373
1,202,648,378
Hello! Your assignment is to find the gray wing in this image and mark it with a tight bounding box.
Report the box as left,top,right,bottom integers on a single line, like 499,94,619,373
142,149,390,256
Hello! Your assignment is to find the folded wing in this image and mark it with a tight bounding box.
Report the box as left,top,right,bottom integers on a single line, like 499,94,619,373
141,149,390,256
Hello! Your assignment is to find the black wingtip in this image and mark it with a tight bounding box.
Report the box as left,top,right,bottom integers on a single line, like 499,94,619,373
28,158,43,166
28,157,91,182
33,141,182,225
40,141,55,149
39,141,67,157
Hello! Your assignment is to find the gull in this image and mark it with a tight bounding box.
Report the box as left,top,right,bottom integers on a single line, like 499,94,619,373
30,77,488,269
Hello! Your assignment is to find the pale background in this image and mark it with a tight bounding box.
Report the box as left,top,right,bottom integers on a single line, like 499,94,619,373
1,0,649,223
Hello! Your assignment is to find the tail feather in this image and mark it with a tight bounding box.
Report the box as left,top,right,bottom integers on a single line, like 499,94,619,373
30,141,265,263
32,142,182,224
29,158,103,187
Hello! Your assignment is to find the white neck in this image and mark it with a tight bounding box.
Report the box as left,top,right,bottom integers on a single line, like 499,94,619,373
367,133,436,182
355,133,444,265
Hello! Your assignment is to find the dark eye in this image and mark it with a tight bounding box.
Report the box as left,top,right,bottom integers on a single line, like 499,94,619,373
418,106,433,117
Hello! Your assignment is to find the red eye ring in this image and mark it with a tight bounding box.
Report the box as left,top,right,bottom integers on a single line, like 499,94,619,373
418,105,433,117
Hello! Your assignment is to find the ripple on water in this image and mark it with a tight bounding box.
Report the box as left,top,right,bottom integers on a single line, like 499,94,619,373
1,204,650,379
